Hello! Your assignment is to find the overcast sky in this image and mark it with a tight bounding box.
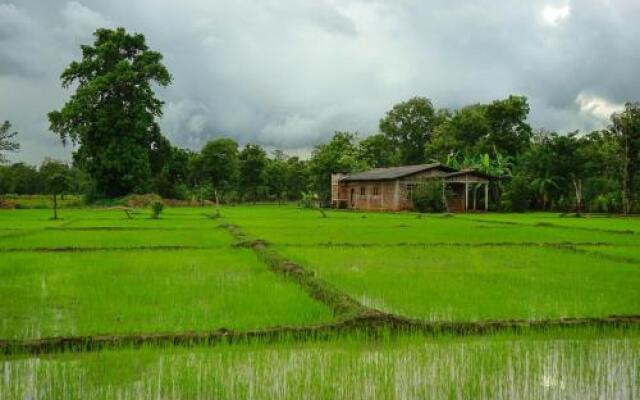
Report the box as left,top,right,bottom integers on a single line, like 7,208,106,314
1,0,638,164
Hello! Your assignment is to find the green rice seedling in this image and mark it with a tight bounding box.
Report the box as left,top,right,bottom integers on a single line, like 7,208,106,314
1,327,638,399
279,245,640,321
0,249,333,339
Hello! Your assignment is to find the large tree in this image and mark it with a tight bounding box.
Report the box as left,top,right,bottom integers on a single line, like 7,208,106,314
427,96,532,161
357,133,400,168
481,95,532,157
379,97,438,165
0,121,19,164
48,28,172,198
285,156,309,201
264,150,288,204
426,105,488,161
194,138,240,199
610,102,640,214
308,131,365,203
239,144,268,203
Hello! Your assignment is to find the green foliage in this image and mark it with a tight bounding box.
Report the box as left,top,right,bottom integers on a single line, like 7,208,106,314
308,132,366,204
264,150,288,203
193,139,239,198
0,120,19,164
150,200,164,219
411,181,448,213
426,96,532,161
299,191,317,209
189,183,214,206
48,28,172,198
285,156,309,201
379,97,438,164
500,176,534,212
482,95,532,156
357,133,400,168
155,147,192,199
47,172,71,195
610,102,640,214
0,162,43,194
239,144,267,203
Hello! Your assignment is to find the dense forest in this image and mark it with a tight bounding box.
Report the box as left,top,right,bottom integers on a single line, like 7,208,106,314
1,28,639,213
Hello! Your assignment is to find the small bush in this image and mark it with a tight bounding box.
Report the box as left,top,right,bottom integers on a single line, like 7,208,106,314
151,201,165,219
299,192,317,209
412,181,448,213
500,176,533,212
588,193,622,214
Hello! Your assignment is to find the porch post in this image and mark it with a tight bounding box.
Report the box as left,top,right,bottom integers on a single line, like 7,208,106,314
473,186,477,210
394,179,400,210
464,181,469,211
484,182,489,211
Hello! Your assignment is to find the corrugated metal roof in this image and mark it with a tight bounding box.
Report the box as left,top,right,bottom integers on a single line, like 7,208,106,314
340,163,455,182
443,168,494,180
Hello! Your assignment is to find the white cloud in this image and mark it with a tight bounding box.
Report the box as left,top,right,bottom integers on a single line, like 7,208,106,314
575,92,624,121
58,1,112,38
542,4,571,26
2,0,640,163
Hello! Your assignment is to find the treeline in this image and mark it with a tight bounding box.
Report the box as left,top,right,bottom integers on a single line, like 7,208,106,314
3,95,640,213
3,96,639,214
1,27,639,213
0,159,86,197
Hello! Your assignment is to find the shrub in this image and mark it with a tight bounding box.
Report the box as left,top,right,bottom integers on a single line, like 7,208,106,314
500,176,533,212
588,193,622,214
151,201,165,219
299,192,317,209
412,181,447,213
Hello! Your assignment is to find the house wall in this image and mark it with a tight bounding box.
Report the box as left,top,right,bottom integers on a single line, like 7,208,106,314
333,168,490,212
339,180,400,211
337,169,452,211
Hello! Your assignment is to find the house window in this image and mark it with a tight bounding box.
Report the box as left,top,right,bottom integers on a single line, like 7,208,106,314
360,186,366,196
406,184,416,199
373,186,380,196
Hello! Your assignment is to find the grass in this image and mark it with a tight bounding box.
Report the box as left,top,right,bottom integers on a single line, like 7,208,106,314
1,327,638,399
0,249,333,339
0,194,84,209
221,206,640,246
0,228,231,250
577,245,640,263
279,245,640,320
1,204,639,396
457,212,640,233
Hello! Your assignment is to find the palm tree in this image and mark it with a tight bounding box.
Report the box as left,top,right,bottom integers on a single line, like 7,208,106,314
531,173,558,210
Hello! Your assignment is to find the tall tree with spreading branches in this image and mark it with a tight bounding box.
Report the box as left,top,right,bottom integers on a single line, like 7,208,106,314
48,28,172,198
610,102,640,214
0,121,19,164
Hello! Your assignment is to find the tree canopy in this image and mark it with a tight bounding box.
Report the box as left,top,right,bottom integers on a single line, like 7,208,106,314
0,121,19,164
379,97,438,165
48,28,172,198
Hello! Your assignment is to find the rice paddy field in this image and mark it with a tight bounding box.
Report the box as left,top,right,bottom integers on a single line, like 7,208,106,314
1,205,639,398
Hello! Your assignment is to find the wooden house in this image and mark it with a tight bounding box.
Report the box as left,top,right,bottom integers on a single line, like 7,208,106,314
331,163,492,212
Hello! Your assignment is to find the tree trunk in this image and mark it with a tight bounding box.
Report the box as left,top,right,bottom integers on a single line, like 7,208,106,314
52,193,58,220
214,189,220,217
573,178,583,214
441,181,449,213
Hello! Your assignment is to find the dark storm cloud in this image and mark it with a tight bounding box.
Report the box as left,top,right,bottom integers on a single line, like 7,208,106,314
0,0,638,164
